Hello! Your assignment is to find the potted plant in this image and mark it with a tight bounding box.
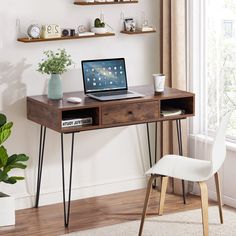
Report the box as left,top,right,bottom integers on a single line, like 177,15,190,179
37,48,73,100
91,18,107,34
0,113,29,227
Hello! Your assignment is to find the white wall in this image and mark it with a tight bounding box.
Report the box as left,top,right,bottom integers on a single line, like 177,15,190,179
0,0,160,209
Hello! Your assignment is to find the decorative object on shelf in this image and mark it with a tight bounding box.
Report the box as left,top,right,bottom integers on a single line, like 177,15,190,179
61,28,76,37
77,25,95,36
78,25,87,33
91,17,108,34
0,113,29,227
37,49,73,100
124,18,136,32
61,29,70,37
153,73,165,93
120,12,156,34
137,11,156,32
41,24,61,39
27,24,41,39
70,29,76,36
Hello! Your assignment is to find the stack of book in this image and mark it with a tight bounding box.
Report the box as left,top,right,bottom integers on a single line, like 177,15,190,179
161,107,185,117
62,117,93,128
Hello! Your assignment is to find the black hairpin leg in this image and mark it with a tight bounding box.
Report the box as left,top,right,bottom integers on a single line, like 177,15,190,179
176,119,186,204
154,122,158,165
35,125,46,208
154,122,158,187
146,122,158,188
61,132,75,227
146,123,152,168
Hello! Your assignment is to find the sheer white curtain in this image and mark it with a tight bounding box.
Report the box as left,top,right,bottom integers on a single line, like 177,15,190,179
187,0,235,196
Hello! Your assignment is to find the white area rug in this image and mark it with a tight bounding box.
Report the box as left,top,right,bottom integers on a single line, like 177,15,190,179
66,206,236,236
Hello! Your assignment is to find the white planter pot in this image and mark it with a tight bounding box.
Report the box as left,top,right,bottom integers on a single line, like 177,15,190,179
0,193,15,227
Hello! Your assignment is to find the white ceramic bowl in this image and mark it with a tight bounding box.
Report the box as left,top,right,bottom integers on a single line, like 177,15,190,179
91,27,108,34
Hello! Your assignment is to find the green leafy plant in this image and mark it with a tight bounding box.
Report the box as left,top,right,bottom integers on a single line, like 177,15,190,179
0,113,29,185
37,49,73,75
94,18,105,28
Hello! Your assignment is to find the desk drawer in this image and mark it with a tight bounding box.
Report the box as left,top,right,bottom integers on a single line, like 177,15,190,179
102,101,159,125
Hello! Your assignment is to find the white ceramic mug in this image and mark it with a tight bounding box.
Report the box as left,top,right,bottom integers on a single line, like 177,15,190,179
153,74,165,92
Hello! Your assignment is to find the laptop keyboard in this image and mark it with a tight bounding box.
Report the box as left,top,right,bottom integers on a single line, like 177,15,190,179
92,90,133,97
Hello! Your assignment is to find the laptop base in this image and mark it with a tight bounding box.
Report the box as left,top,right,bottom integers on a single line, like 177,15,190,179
87,92,143,101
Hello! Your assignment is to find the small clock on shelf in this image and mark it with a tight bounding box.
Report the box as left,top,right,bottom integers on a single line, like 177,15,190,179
41,24,61,39
27,24,41,39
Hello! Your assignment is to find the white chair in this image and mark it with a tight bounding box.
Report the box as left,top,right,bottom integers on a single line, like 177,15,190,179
139,113,231,236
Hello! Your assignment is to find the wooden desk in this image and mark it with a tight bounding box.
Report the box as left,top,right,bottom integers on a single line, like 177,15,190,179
27,85,195,227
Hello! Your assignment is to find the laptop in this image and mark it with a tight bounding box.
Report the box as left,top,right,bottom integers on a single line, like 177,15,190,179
81,58,144,101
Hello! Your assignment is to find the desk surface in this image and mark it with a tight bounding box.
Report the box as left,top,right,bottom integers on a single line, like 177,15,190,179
27,85,195,133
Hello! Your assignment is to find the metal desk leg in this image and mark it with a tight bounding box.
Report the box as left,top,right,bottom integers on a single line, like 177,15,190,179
146,123,152,168
61,133,75,227
146,122,158,188
176,119,186,204
154,122,158,165
35,125,46,208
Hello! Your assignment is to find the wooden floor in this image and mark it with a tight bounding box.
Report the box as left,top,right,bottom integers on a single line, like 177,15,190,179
0,189,210,236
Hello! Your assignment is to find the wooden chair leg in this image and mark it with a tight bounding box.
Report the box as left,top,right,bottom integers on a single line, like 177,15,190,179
198,181,209,236
214,172,223,224
158,176,169,215
138,175,155,236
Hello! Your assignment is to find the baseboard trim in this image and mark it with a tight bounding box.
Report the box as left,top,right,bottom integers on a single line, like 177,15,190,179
14,176,147,210
192,189,236,208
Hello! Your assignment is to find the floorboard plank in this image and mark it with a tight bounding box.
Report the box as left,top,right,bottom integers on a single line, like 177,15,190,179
0,189,207,236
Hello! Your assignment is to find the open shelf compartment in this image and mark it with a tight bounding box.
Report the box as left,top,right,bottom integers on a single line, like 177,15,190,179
62,107,100,129
160,96,194,118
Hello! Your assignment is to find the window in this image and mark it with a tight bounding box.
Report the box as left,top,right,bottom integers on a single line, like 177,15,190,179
188,0,236,139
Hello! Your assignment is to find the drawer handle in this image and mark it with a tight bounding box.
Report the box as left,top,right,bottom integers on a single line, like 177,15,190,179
128,111,133,115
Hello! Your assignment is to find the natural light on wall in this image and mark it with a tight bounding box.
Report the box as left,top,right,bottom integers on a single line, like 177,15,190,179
206,0,236,138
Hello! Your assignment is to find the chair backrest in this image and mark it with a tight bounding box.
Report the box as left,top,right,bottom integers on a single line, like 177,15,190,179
211,112,231,174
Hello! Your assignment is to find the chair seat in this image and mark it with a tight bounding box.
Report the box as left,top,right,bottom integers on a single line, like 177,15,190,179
146,155,212,182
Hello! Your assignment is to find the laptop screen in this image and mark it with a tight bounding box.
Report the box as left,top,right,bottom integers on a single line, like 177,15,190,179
82,58,128,94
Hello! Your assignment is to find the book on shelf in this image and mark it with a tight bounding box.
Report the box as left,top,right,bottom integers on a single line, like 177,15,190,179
161,107,185,117
136,26,155,32
78,32,95,37
62,117,93,128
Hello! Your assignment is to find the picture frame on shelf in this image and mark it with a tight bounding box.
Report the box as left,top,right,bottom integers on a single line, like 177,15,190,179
124,18,136,32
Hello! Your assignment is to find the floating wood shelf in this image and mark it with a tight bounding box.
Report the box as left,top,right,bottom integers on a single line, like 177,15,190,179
74,1,138,5
17,33,115,43
120,30,156,35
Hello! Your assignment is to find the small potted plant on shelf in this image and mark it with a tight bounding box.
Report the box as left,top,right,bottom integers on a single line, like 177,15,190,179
0,113,29,227
37,48,73,100
91,18,108,34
